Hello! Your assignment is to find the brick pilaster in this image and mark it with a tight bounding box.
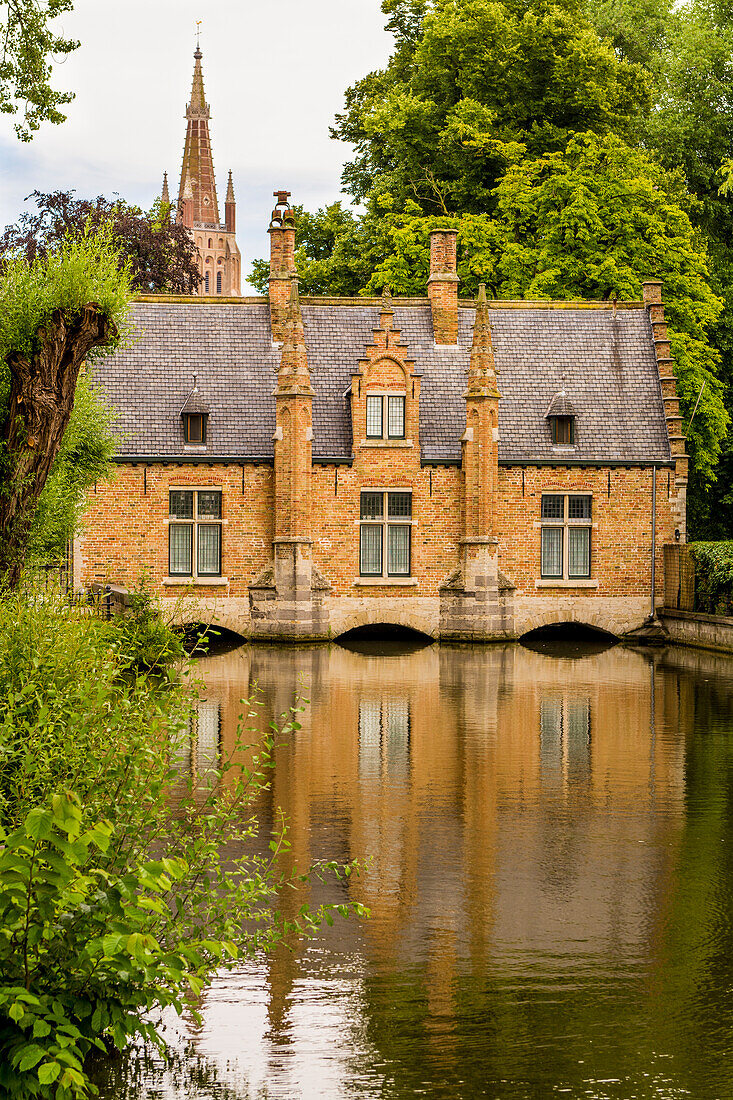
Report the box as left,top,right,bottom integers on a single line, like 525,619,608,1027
643,279,688,540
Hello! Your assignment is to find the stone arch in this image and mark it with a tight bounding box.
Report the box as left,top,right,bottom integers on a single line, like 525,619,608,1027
334,606,438,640
518,606,620,640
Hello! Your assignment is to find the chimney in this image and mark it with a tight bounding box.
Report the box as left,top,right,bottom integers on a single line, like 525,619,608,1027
225,170,236,233
269,190,296,342
428,228,459,344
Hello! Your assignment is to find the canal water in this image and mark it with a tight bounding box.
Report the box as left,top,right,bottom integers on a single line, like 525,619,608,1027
101,636,733,1099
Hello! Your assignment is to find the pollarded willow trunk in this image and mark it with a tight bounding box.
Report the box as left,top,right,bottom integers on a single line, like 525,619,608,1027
0,304,117,588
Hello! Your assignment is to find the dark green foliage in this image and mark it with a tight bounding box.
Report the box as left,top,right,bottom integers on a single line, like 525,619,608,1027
0,591,365,1098
689,541,733,615
110,580,185,673
0,1,78,140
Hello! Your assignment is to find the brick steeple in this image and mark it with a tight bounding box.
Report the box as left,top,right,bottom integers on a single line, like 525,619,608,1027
178,47,220,226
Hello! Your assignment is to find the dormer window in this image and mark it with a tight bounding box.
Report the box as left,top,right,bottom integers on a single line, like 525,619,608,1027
545,389,576,447
180,377,210,447
366,393,406,440
184,412,206,444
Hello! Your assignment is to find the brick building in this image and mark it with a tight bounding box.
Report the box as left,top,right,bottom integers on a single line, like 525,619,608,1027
76,48,687,641
78,190,686,640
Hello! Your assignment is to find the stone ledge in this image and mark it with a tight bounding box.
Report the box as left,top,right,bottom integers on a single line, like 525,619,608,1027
353,577,419,587
163,576,229,586
534,579,599,589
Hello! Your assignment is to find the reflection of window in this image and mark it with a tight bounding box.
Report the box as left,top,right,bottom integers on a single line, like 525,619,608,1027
169,489,222,577
360,491,412,577
359,698,410,779
541,494,592,579
366,394,405,440
173,700,221,783
540,696,591,778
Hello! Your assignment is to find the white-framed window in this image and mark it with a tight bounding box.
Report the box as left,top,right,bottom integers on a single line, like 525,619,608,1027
360,490,412,576
366,393,405,439
169,489,222,577
540,494,591,579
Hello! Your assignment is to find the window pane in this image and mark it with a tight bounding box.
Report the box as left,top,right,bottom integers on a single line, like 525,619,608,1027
552,416,574,444
197,490,221,519
170,490,193,518
388,395,405,438
568,526,590,577
360,525,382,574
388,525,411,575
366,395,383,437
185,414,203,443
197,524,221,575
541,494,564,520
361,491,383,520
169,523,192,575
568,495,592,520
541,526,563,577
388,492,412,519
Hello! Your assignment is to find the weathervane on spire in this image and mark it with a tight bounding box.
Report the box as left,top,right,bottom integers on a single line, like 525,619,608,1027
195,20,202,50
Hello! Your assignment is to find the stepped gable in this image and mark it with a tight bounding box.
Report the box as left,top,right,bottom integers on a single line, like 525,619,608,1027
95,298,671,466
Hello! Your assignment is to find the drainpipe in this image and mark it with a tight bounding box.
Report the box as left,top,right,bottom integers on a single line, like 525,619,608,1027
650,465,657,619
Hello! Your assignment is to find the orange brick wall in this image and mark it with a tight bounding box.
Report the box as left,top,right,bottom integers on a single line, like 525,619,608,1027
497,465,675,598
80,463,273,603
80,460,675,606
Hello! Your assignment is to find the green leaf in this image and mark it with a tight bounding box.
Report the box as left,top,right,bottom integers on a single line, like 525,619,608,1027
37,1061,61,1084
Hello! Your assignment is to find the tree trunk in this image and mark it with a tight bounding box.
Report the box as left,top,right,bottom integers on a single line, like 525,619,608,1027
0,304,117,588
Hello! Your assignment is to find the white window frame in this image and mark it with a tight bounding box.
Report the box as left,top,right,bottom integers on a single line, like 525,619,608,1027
365,391,406,440
359,490,412,577
540,494,592,580
168,488,223,578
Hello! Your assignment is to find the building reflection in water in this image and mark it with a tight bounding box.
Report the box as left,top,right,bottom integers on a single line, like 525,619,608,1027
179,640,701,1095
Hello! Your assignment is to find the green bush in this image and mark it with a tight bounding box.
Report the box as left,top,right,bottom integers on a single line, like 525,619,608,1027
0,590,365,1098
109,579,185,672
689,541,733,615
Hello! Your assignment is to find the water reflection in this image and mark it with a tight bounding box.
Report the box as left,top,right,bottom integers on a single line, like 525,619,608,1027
104,641,733,1099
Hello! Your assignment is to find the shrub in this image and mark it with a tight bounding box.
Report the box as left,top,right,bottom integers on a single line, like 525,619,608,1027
0,591,365,1098
689,541,733,616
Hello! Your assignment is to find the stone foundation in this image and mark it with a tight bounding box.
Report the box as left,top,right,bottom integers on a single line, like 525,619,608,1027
160,589,653,643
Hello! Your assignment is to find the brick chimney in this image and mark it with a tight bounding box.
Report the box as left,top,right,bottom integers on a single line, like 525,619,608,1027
268,190,296,342
428,229,459,344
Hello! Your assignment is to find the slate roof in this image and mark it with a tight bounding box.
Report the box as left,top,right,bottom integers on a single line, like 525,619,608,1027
93,299,671,465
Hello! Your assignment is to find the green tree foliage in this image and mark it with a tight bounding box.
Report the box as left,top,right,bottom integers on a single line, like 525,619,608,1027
0,1,78,140
0,592,364,1098
249,203,372,296
332,0,650,212
1,191,202,295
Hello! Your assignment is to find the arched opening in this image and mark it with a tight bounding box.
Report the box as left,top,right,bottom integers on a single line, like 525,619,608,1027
176,622,246,656
520,621,618,658
337,623,434,656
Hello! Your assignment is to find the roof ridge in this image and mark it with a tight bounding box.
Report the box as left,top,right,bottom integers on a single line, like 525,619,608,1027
131,294,646,309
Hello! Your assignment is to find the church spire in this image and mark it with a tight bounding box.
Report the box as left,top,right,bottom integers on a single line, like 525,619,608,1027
160,171,170,206
178,45,219,226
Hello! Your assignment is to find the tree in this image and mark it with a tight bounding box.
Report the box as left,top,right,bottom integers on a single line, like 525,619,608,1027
0,1,78,140
332,0,651,213
1,190,202,294
0,223,129,586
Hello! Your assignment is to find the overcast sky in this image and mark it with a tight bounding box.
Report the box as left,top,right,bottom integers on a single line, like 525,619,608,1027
0,0,392,289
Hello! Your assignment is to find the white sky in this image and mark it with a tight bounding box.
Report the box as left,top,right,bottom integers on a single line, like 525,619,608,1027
0,0,393,289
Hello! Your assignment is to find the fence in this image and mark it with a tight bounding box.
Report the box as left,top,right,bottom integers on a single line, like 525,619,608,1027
664,543,733,615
